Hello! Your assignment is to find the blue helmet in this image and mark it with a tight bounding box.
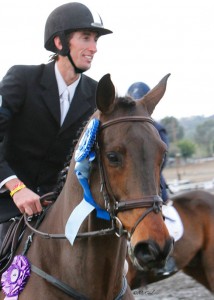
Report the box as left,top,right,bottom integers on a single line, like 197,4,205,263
126,82,150,100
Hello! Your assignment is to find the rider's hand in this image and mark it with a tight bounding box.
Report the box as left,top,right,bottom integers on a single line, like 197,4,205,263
12,187,42,216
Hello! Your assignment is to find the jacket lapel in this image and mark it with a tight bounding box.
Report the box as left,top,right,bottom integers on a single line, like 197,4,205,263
40,61,61,124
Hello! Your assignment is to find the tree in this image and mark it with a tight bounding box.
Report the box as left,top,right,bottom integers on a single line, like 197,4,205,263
177,139,195,160
195,120,214,156
160,117,184,143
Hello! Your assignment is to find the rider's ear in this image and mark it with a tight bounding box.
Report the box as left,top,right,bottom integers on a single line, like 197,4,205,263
96,74,115,114
53,36,63,51
141,73,171,116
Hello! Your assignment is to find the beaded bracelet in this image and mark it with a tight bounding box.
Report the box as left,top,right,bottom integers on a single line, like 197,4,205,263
10,182,26,197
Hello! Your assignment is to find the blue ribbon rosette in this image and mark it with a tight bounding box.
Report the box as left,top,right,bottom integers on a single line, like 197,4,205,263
65,118,110,245
75,118,100,162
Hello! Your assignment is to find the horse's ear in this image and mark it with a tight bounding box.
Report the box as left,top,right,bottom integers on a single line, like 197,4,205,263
141,73,171,116
96,74,115,114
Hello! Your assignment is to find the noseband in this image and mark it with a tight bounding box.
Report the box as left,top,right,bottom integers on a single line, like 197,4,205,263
98,116,163,238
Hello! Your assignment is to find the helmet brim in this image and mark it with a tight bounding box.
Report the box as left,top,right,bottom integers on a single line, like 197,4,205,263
64,27,113,37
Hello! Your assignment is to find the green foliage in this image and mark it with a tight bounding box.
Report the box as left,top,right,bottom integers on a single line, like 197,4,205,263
177,139,196,159
167,143,179,158
179,116,206,139
195,119,214,156
160,117,184,143
159,115,214,158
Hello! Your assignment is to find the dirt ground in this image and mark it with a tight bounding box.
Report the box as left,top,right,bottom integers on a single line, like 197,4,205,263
133,271,213,299
133,158,214,299
164,158,214,185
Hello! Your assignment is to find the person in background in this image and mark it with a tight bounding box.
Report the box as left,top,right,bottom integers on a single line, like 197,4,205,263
126,81,170,202
0,2,112,243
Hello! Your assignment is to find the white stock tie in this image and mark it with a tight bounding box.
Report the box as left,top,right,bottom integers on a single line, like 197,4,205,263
60,89,70,125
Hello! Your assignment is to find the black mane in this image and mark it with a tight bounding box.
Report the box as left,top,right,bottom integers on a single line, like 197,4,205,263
53,121,87,198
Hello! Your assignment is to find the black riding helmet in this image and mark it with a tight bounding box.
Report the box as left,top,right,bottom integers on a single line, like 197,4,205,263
44,2,112,73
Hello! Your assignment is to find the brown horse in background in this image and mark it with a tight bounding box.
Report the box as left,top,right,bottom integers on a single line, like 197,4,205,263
127,189,214,294
0,74,173,299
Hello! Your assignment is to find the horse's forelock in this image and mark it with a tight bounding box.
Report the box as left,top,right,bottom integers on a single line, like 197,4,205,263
116,96,136,108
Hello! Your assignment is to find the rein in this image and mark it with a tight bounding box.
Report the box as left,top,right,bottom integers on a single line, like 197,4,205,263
23,212,115,240
31,264,89,300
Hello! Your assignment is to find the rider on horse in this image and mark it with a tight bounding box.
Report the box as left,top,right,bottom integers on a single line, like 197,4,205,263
0,1,112,262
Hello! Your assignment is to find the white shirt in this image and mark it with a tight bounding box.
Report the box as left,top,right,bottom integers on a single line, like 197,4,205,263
55,63,81,113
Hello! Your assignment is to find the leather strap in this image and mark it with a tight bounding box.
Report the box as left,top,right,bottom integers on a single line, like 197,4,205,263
100,116,154,130
31,264,89,300
0,216,25,274
115,195,162,212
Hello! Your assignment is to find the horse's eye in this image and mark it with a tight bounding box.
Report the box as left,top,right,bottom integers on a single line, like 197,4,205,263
106,152,121,165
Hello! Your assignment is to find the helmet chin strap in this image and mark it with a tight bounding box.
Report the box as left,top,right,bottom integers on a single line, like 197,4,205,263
67,53,86,74
57,32,86,74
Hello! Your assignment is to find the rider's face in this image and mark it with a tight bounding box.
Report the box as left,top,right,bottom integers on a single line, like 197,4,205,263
68,30,99,71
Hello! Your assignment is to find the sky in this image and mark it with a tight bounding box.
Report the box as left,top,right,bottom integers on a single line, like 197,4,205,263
0,0,213,120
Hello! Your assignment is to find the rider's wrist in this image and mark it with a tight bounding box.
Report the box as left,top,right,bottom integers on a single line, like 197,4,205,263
10,182,26,197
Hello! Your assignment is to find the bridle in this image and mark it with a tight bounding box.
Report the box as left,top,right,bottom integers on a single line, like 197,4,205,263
22,115,163,300
98,116,163,238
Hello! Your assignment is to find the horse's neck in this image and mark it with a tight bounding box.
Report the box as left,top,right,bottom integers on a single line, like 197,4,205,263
76,228,128,298
38,211,127,298
41,168,127,298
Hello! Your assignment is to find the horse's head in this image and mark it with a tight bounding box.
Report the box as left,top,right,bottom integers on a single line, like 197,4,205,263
92,74,173,270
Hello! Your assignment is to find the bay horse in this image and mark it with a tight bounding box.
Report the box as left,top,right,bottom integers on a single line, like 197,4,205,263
126,189,214,294
0,73,173,300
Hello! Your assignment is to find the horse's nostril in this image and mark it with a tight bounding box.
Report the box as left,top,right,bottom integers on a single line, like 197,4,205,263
134,242,159,263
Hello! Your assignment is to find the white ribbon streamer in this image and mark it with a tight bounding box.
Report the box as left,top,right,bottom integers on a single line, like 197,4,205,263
65,199,95,245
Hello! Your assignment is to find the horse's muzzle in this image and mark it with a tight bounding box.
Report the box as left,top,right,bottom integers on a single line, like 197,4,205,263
128,238,174,270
